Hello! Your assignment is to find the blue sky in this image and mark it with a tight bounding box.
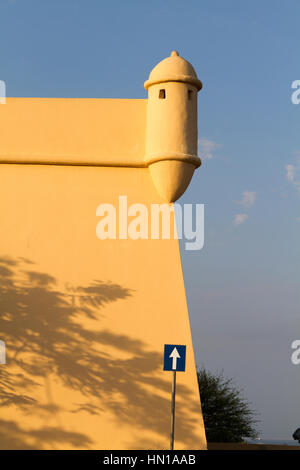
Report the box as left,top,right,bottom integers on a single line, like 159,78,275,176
1,0,300,439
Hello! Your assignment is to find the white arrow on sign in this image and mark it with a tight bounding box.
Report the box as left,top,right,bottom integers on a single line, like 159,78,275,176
169,347,181,370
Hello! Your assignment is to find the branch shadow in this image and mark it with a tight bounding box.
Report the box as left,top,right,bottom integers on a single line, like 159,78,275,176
0,256,202,449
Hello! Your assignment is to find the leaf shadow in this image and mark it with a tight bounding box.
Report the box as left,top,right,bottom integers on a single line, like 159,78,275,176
0,256,201,449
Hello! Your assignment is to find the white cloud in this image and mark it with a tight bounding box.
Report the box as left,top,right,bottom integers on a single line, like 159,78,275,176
285,161,300,192
239,191,256,208
286,164,296,182
198,139,220,160
234,214,248,226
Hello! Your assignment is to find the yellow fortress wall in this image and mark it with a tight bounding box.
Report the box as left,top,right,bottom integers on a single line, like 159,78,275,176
0,52,207,450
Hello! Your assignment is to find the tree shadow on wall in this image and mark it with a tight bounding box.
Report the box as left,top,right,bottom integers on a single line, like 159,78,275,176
0,256,202,449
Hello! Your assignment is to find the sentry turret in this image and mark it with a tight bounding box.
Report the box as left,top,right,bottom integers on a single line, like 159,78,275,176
144,51,202,202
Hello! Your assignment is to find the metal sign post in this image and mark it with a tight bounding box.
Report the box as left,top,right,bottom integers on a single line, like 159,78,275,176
163,344,186,451
170,370,176,450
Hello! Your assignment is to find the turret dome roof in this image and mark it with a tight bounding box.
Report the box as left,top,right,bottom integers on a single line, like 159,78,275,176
144,51,202,91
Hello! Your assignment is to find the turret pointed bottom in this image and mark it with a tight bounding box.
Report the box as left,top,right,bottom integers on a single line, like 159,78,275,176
149,160,196,203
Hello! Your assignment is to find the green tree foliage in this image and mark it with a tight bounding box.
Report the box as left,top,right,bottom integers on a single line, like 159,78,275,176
197,368,259,443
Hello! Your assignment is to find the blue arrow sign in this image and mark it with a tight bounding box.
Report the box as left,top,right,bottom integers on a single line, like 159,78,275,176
163,344,186,372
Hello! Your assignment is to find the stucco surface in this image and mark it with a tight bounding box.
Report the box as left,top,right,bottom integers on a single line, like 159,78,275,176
0,163,206,449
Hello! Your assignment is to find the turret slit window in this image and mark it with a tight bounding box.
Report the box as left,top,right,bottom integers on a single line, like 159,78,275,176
159,89,166,99
188,90,193,100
